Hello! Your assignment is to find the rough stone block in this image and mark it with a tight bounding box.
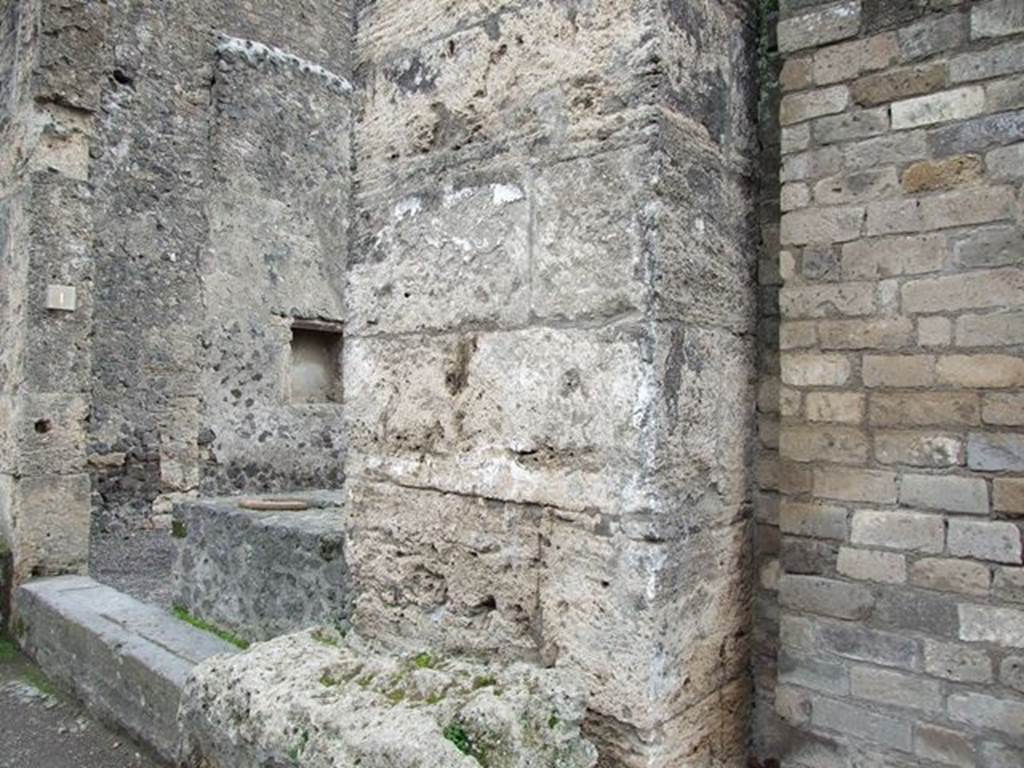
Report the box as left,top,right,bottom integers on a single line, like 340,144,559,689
899,474,988,515
836,547,905,584
1000,655,1024,692
862,354,935,388
780,424,868,464
901,154,983,193
947,690,1024,738
956,310,1024,347
985,394,1024,426
17,576,237,762
994,567,1024,604
782,145,844,182
950,225,1024,270
891,86,986,130
903,267,1024,314
344,325,648,513
781,614,919,670
987,142,1024,181
805,391,864,423
810,697,911,751
813,466,897,504
869,392,980,427
868,188,1016,237
778,2,862,54
924,639,993,683
780,500,848,540
994,478,1024,515
780,283,875,318
851,510,943,553
981,741,1022,768
812,106,889,144
950,40,1024,84
783,537,840,576
778,651,849,695
918,316,952,347
851,63,945,107
914,724,975,768
840,233,945,279
172,496,350,643
850,665,941,712
898,12,968,61
779,574,874,620
813,167,899,205
948,520,1023,565
928,109,1024,157
911,558,991,597
813,33,896,85
973,0,1024,39
874,431,962,468
179,628,597,768
346,481,542,659
781,354,852,386
937,354,1024,388
967,432,1024,472
9,473,90,581
349,176,530,334
532,149,647,321
780,206,866,245
780,85,850,125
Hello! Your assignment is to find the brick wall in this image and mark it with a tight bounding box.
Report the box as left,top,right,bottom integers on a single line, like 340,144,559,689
769,0,1024,765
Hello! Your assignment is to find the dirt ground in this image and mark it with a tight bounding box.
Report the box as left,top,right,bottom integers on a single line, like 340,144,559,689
0,638,166,768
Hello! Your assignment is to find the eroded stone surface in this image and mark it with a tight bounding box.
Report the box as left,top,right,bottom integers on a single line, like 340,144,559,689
179,628,598,768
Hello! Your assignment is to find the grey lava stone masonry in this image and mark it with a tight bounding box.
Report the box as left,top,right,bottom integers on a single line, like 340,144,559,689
172,495,350,642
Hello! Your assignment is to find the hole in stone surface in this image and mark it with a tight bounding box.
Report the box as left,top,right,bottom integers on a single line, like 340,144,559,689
34,419,51,434
288,322,342,404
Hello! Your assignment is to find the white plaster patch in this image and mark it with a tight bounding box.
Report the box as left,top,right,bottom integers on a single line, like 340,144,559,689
215,34,353,92
492,184,525,205
392,197,422,220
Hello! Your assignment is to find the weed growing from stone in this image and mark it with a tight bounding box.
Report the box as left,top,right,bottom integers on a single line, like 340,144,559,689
443,723,472,755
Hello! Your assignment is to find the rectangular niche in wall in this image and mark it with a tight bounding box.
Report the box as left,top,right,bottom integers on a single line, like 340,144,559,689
288,320,343,404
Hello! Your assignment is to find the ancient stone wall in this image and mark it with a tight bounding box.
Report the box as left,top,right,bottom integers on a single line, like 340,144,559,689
0,0,101,582
766,1,1024,765
1,0,355,569
344,1,761,765
87,0,354,530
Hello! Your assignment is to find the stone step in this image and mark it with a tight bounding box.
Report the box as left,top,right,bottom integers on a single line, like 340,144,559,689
171,493,350,643
16,575,238,763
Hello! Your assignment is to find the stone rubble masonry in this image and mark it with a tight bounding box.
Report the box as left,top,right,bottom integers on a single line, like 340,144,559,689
765,0,1024,765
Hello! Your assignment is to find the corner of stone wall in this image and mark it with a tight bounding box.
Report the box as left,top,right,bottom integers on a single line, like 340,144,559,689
751,0,788,758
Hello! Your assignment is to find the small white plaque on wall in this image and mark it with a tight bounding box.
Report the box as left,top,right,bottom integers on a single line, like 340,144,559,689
46,284,77,312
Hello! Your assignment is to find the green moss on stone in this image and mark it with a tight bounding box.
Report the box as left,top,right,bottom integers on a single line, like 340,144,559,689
0,636,17,663
320,672,340,687
472,675,496,690
413,652,434,669
443,723,472,755
310,628,340,647
171,605,249,650
22,667,56,696
171,519,187,539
